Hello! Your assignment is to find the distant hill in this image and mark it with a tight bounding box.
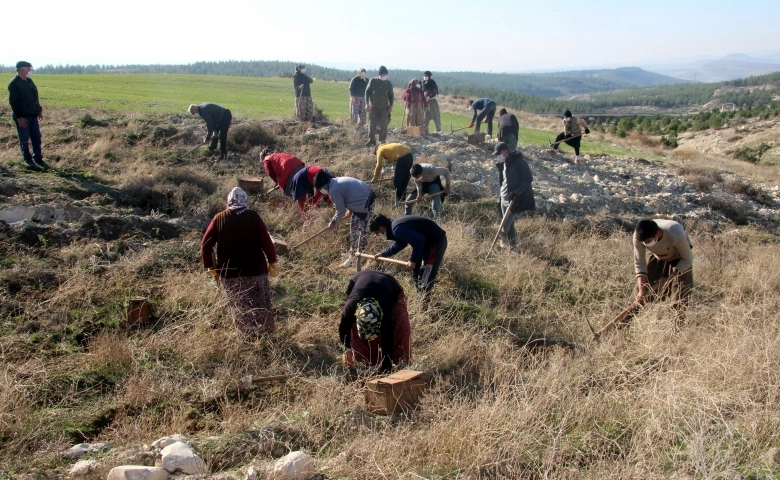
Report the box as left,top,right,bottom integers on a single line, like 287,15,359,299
650,54,780,82
537,67,690,88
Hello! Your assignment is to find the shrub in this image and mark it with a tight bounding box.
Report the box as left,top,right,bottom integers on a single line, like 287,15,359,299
118,167,218,215
733,143,771,164
228,122,278,153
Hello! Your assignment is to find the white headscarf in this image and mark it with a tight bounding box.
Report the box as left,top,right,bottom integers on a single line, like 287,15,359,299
227,187,249,213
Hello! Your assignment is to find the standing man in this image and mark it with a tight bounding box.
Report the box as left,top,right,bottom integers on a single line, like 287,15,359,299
371,143,414,205
293,64,314,122
365,66,393,146
369,214,448,294
633,219,693,314
405,163,451,220
349,68,368,126
492,142,535,250
8,61,49,171
551,110,590,164
314,170,376,268
422,71,441,132
467,98,497,137
188,103,232,160
497,108,520,152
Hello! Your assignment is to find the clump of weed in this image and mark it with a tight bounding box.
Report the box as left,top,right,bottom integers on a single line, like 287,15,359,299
679,166,722,192
732,143,771,164
722,178,775,207
228,122,278,153
78,114,108,128
118,167,218,215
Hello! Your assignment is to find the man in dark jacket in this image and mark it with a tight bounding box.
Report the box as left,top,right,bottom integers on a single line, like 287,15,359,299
364,66,394,146
188,103,232,160
493,142,535,249
422,71,441,132
293,64,314,122
349,68,368,126
497,108,520,152
370,214,447,293
467,98,497,137
8,61,49,170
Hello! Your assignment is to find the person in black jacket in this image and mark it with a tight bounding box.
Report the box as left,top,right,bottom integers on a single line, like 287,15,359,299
293,64,314,122
349,68,368,126
8,61,49,171
467,98,497,136
188,103,232,160
493,142,535,249
497,108,520,152
339,270,411,373
370,214,447,293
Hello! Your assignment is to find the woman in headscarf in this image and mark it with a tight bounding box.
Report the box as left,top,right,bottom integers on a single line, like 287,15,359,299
293,64,314,122
339,270,411,373
401,78,427,127
201,187,278,337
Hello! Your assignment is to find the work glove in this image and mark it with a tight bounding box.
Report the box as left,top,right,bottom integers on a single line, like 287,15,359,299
208,268,219,281
510,192,518,201
342,349,355,368
268,263,278,277
584,128,590,134
468,123,474,128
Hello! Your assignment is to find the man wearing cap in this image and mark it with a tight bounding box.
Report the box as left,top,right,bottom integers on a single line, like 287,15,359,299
349,68,368,126
493,142,535,249
422,71,441,132
8,61,49,171
551,110,590,164
293,64,314,122
364,66,394,146
467,98,497,137
188,103,232,160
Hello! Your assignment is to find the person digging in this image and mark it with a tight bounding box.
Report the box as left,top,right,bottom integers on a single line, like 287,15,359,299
550,110,590,164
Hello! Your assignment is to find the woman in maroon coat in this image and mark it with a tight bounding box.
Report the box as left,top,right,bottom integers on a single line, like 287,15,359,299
201,187,278,336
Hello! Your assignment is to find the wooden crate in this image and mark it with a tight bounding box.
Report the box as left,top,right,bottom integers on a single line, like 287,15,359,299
364,370,425,414
126,297,152,326
467,133,486,145
238,176,264,194
405,126,426,136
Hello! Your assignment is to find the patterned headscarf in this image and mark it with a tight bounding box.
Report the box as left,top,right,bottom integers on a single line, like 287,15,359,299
355,298,383,341
226,187,249,213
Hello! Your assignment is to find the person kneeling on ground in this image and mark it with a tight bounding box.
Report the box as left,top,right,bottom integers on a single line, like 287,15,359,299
406,163,451,220
314,170,376,268
261,148,305,198
372,142,414,205
633,218,694,322
290,165,333,221
493,142,535,250
551,109,590,164
340,270,411,373
188,102,232,160
369,214,447,294
201,187,278,338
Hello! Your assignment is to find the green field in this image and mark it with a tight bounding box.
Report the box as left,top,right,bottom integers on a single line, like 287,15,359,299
34,73,655,157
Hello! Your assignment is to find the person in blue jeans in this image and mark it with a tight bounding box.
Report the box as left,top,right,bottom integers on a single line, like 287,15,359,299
8,61,49,171
467,98,497,137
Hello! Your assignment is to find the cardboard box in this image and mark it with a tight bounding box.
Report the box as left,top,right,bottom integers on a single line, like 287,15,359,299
364,370,425,414
467,133,486,145
405,126,426,136
126,297,152,326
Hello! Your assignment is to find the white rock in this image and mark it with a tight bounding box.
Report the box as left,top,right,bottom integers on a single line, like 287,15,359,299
540,190,553,200
582,172,594,183
107,466,170,480
69,459,98,476
152,434,189,450
273,451,316,480
0,206,36,224
465,172,476,181
644,205,656,214
246,465,259,480
160,441,208,475
63,442,114,459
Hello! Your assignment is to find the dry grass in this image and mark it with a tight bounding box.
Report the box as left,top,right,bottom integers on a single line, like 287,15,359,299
1,110,780,478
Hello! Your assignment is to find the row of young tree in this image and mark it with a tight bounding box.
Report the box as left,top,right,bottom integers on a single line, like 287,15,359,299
588,103,780,148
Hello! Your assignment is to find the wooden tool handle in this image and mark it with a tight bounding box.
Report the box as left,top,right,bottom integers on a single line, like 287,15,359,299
355,252,409,266
399,190,445,205
292,226,330,249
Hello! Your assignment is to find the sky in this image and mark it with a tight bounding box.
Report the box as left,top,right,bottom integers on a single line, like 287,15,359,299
3,0,780,73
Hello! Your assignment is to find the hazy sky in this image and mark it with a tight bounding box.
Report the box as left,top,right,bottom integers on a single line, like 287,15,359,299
3,0,779,72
